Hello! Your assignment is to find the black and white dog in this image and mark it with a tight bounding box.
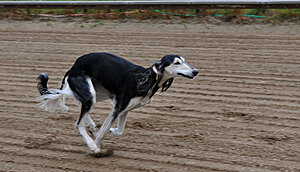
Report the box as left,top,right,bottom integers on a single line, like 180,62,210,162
37,52,198,154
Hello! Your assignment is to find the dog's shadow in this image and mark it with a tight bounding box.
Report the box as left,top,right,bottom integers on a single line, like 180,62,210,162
89,148,114,158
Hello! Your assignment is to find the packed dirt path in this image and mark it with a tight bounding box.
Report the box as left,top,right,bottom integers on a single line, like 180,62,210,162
0,20,300,172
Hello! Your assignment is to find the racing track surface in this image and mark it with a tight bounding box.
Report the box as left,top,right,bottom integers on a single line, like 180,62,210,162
0,22,299,172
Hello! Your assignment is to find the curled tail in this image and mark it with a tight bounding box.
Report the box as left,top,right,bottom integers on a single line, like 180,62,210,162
36,72,71,112
37,73,53,95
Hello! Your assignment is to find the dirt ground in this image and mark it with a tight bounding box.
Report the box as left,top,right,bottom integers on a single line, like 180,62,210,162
0,19,299,172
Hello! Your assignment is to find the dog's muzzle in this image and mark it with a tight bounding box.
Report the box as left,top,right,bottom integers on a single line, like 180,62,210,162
192,70,199,77
177,69,198,79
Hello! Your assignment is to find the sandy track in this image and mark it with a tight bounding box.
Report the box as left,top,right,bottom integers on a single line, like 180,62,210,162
0,20,299,172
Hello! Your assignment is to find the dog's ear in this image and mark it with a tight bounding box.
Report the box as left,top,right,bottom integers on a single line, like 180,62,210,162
154,60,166,71
154,60,161,68
153,60,162,71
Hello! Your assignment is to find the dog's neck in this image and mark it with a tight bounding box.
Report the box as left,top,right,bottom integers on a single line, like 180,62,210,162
135,65,173,99
158,72,172,87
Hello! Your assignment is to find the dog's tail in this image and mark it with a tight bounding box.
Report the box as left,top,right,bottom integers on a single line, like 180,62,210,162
36,72,71,112
37,73,53,95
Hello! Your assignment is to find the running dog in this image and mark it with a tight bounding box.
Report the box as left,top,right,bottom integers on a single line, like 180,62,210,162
36,52,198,154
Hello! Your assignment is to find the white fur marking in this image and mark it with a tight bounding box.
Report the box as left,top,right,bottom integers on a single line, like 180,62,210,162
179,56,185,62
86,77,96,104
152,66,158,74
174,58,181,64
126,97,142,111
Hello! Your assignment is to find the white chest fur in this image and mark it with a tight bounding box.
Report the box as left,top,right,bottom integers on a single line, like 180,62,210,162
125,96,152,111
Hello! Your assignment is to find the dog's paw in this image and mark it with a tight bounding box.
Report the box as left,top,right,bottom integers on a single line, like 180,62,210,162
109,128,122,136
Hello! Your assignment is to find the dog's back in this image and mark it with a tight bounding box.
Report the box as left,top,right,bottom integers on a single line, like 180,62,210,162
69,53,145,94
70,52,144,77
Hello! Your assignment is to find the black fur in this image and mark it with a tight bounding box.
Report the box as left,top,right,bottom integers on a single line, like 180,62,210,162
66,53,174,108
70,53,145,99
135,67,157,97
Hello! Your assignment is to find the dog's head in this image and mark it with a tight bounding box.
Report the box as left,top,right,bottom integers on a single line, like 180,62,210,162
154,55,198,79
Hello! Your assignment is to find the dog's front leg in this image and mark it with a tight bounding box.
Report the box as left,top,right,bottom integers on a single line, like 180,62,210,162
94,108,121,148
109,112,128,136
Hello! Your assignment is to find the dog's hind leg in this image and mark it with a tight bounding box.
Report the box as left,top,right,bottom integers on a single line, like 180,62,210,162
77,105,99,153
109,112,128,136
68,76,99,153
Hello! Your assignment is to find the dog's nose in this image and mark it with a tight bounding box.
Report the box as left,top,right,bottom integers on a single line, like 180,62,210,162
192,70,199,76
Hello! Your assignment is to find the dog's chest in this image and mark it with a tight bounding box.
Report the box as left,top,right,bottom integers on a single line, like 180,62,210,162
126,96,152,111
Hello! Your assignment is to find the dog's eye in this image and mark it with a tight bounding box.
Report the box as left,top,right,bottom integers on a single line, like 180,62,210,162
174,62,181,65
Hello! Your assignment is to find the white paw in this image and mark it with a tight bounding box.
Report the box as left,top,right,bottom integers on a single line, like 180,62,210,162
88,141,100,153
109,128,122,136
92,147,101,154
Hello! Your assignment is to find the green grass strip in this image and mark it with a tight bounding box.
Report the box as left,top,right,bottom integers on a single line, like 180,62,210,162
153,10,266,18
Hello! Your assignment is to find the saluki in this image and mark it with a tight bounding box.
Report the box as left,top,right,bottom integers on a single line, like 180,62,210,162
36,52,198,155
